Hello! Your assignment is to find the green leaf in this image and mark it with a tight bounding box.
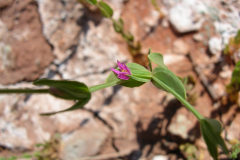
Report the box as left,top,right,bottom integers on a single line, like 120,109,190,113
201,122,219,160
234,30,240,44
152,66,186,99
98,1,113,18
200,118,229,160
34,79,91,115
22,153,32,159
34,79,90,100
231,60,240,84
85,0,97,5
40,98,90,116
113,18,123,33
8,157,17,160
229,143,240,159
148,52,168,69
90,63,151,92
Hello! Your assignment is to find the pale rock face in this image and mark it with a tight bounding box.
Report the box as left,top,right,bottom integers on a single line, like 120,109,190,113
37,0,83,63
208,37,222,56
163,54,185,66
172,39,189,55
193,33,204,42
168,114,192,139
168,107,197,140
60,19,127,79
152,155,169,160
169,0,206,33
60,128,108,159
0,0,13,9
226,113,240,140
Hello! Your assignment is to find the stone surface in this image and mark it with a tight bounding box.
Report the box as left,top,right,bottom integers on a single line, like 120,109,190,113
193,33,204,42
0,0,13,9
169,0,206,33
226,113,240,140
152,155,168,160
0,0,53,85
172,39,189,55
37,0,83,63
59,20,127,79
208,37,222,56
61,128,108,159
0,92,109,149
168,108,196,140
163,54,185,66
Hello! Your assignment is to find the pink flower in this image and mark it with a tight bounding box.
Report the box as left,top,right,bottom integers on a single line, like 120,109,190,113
111,61,131,80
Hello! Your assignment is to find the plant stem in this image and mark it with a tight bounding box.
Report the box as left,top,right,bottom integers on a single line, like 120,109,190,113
0,88,49,94
152,76,204,121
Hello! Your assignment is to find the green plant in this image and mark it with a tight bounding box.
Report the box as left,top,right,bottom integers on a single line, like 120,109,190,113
181,75,198,105
224,30,240,57
0,49,229,160
78,0,149,67
180,143,198,160
226,60,240,103
34,134,61,160
151,0,164,18
229,142,240,159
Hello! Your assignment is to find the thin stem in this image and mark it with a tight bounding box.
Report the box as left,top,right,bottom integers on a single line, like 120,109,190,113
148,48,152,72
152,76,204,121
0,88,49,94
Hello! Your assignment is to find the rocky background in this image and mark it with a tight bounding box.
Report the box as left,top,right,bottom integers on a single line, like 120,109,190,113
0,0,240,159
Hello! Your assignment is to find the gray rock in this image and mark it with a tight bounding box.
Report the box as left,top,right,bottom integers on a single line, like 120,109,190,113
59,20,127,80
208,37,222,56
168,114,192,139
61,128,108,159
0,0,13,9
168,107,196,140
152,155,169,160
37,0,83,63
226,113,240,141
193,33,204,42
0,89,110,150
172,39,189,55
169,0,206,33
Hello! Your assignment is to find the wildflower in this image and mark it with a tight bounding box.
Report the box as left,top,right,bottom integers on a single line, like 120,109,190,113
111,61,131,80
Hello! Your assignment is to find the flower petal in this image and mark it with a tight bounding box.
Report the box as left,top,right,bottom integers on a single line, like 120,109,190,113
117,60,125,70
117,72,129,80
122,63,131,75
111,68,120,74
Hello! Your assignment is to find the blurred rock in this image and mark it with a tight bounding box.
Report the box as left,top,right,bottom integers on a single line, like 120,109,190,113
0,92,109,150
0,0,13,9
168,114,191,139
169,0,206,33
193,33,204,42
168,108,196,140
226,113,240,140
219,70,232,79
61,128,108,159
37,0,83,63
59,20,127,79
172,39,189,55
143,10,159,33
163,54,185,66
208,37,222,56
161,19,169,28
152,155,168,160
0,0,53,85
212,82,225,98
